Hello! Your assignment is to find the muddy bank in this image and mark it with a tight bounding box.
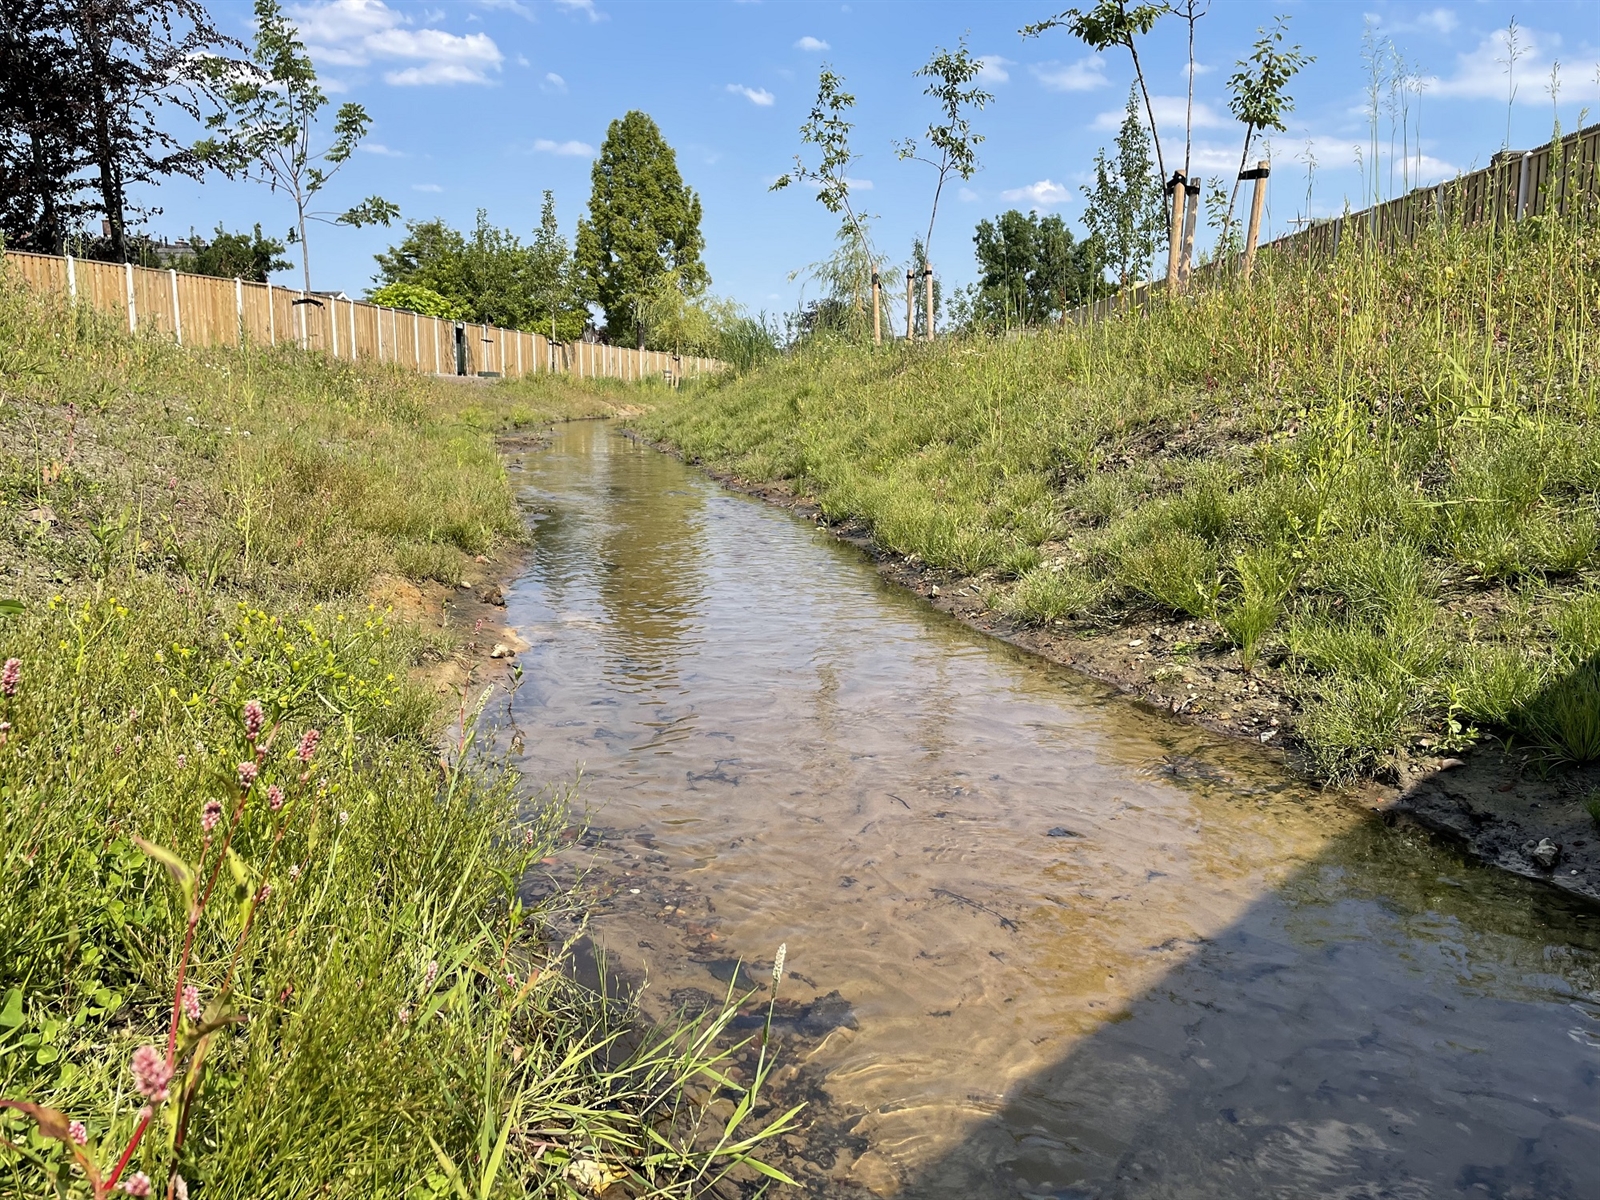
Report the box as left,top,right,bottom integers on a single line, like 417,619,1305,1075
627,430,1600,907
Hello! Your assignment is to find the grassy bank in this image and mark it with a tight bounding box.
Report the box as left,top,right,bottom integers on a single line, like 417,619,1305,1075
634,210,1600,779
0,272,789,1198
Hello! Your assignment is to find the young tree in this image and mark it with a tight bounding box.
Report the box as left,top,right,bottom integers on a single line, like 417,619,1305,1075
575,110,706,349
530,190,588,343
1220,16,1312,249
1080,88,1164,292
897,36,992,262
772,67,877,319
0,1,94,252
1174,0,1210,278
1023,1,1168,182
197,0,396,293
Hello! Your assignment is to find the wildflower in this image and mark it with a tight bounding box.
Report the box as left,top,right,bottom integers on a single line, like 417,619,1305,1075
242,699,264,740
1,658,19,698
67,1120,87,1145
287,863,302,881
396,1006,411,1025
422,960,439,991
173,1176,189,1200
296,728,321,764
773,943,786,985
182,985,201,1022
201,800,223,833
0,720,9,746
505,971,518,988
338,810,349,826
255,883,272,903
236,761,258,791
121,1172,152,1197
130,1045,173,1102
267,784,285,812
522,828,535,846
176,754,186,769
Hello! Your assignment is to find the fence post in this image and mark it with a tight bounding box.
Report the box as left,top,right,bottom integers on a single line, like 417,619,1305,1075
125,262,137,332
170,269,182,345
350,301,357,360
1241,160,1271,281
66,254,76,302
924,264,935,340
1516,149,1534,219
235,277,244,345
330,297,340,358
905,270,914,341
413,311,420,367
377,305,384,360
267,282,275,345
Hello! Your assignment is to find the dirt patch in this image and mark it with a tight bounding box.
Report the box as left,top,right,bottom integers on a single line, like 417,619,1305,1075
627,431,1600,908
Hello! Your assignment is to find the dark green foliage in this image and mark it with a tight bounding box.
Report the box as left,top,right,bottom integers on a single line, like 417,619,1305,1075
171,223,290,282
971,209,1102,328
576,111,707,349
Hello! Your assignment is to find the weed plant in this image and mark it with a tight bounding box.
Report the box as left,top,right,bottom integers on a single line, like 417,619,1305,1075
635,199,1600,778
0,272,794,1197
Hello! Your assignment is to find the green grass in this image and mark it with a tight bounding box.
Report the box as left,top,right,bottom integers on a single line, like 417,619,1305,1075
634,204,1600,779
0,271,793,1198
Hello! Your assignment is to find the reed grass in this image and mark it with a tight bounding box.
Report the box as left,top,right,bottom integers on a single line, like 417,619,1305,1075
636,204,1600,778
0,270,790,1198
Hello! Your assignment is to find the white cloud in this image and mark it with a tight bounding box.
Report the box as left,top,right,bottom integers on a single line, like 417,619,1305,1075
1372,6,1459,36
727,83,775,106
412,182,443,192
542,71,567,92
358,141,406,156
1426,25,1599,105
1000,179,1072,208
957,186,979,202
515,53,530,67
474,0,535,19
532,138,594,156
554,0,602,21
1092,95,1227,132
288,0,503,85
794,35,828,51
1032,56,1108,92
975,54,1012,84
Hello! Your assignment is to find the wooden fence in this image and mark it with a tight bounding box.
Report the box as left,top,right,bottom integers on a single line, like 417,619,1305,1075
1066,119,1600,325
2,249,724,382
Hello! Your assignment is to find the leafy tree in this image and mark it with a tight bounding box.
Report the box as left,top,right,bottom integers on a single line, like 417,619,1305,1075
1023,1,1168,182
971,209,1100,328
576,111,706,349
171,222,290,281
529,190,589,343
1220,16,1312,247
366,281,466,319
773,68,877,322
0,1,95,252
1081,88,1164,291
897,36,992,259
197,0,397,293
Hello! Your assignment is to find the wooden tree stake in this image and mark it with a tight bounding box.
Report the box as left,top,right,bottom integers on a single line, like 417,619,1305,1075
1242,160,1270,281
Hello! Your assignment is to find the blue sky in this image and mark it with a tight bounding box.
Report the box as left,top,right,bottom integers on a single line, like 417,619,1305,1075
140,0,1600,319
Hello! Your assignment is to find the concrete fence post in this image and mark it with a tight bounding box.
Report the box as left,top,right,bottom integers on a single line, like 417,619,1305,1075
235,277,244,345
330,298,339,358
170,269,182,345
125,262,137,332
1516,149,1534,219
266,282,275,345
66,255,76,302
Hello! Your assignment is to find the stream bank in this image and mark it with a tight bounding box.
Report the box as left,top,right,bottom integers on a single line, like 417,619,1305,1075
629,430,1600,909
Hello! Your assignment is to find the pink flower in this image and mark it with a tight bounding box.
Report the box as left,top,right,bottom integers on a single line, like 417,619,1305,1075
1,658,19,698
242,699,264,740
254,883,272,903
236,761,258,791
120,1172,152,1196
267,784,285,812
423,960,439,990
130,1045,173,1102
182,985,201,1022
201,800,222,832
67,1120,87,1145
296,728,321,765
175,754,186,769
287,863,302,881
396,1006,411,1025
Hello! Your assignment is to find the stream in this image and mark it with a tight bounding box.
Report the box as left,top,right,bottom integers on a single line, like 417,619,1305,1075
504,419,1600,1198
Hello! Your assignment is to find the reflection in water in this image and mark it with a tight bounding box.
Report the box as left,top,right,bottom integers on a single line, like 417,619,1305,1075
507,422,1600,1197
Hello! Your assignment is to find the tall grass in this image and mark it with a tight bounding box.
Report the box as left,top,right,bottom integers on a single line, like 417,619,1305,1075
0,273,791,1197
636,202,1600,778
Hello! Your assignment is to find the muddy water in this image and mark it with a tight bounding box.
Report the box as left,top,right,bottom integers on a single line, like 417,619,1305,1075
505,420,1600,1198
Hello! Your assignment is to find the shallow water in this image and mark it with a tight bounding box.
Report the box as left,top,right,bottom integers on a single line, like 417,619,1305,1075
505,420,1600,1198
